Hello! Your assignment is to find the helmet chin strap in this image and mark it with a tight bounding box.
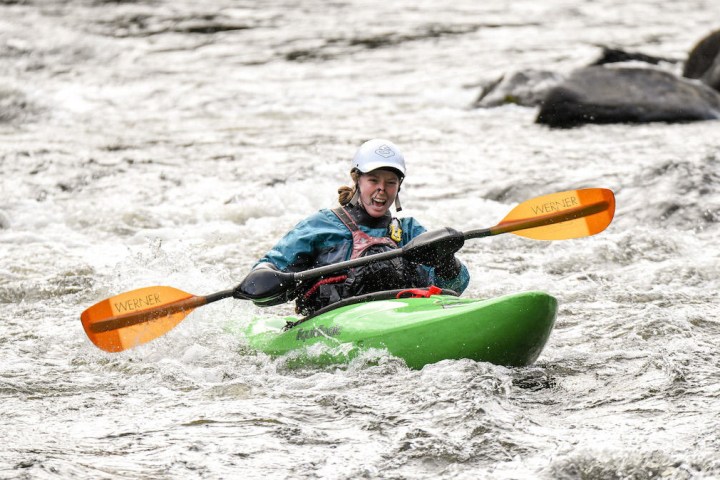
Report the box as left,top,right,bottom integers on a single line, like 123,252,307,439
349,186,360,206
395,178,403,212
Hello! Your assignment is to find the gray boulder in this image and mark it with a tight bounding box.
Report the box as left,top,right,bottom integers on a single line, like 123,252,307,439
536,66,720,128
470,46,679,111
473,70,564,108
683,29,720,91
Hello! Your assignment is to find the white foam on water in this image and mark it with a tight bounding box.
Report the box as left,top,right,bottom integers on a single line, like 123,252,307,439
2,0,720,478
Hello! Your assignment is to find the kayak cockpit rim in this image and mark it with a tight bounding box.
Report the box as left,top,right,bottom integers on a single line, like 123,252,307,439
284,287,460,330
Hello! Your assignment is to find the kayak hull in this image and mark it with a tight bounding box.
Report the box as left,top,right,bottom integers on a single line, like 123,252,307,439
242,291,558,369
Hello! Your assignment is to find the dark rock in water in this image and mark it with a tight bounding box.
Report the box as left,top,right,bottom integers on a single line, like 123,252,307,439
472,47,678,111
96,12,255,38
473,70,564,108
536,66,720,127
683,29,720,91
591,46,678,66
286,24,481,62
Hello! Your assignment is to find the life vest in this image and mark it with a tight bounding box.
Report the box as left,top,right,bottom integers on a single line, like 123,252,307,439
294,206,430,315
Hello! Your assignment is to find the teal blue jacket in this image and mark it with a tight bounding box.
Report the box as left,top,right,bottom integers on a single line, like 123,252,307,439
257,208,470,294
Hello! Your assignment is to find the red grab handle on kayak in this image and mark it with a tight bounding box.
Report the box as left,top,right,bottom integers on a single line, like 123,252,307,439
396,285,443,299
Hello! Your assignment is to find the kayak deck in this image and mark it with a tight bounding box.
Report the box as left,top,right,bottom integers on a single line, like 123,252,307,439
241,291,558,369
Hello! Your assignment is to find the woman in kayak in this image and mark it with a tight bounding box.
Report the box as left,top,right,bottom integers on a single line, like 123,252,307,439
238,138,470,315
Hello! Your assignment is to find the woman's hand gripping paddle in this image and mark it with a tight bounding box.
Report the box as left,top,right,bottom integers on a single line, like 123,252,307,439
81,188,615,352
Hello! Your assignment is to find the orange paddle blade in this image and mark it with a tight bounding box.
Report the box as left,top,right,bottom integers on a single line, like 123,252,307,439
495,188,615,240
81,286,202,352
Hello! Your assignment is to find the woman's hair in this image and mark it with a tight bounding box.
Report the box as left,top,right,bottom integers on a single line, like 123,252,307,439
338,170,361,205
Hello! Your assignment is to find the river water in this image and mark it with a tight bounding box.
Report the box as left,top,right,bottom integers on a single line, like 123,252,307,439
2,1,720,478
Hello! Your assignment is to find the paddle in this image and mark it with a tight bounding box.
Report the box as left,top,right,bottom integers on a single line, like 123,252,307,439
81,187,615,352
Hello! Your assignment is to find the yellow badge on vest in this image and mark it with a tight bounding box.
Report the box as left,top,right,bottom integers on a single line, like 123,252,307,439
389,219,403,243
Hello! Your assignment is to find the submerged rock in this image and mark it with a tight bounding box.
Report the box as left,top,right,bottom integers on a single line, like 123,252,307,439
590,46,678,67
0,210,10,229
535,66,720,128
0,86,37,123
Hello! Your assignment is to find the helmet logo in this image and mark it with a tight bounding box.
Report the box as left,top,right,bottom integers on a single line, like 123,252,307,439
374,145,395,158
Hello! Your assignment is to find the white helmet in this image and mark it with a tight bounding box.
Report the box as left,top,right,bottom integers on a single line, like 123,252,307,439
349,138,406,211
351,138,406,179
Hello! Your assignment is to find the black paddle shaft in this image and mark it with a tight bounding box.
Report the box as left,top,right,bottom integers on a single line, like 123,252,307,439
295,200,610,283
234,200,608,303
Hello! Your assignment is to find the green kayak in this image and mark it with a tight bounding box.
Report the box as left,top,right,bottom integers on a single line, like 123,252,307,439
240,290,558,369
